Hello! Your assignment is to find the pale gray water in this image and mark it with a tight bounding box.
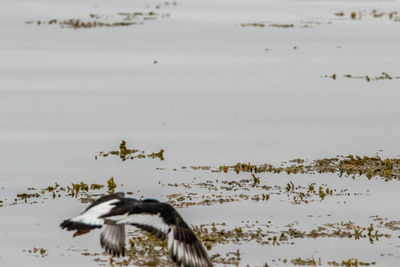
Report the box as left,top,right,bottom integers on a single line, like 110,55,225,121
1,0,400,265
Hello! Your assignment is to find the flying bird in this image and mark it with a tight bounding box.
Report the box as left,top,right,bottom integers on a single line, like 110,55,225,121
60,192,213,267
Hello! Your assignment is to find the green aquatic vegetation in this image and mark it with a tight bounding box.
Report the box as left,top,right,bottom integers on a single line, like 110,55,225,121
192,220,391,249
240,22,294,28
107,177,117,194
210,249,241,266
75,219,391,266
193,154,400,181
291,257,320,266
69,181,108,197
240,22,265,27
71,182,89,195
9,179,116,207
328,258,376,266
97,140,164,161
335,9,399,21
25,2,177,29
323,72,400,82
16,192,41,203
147,149,165,161
165,175,357,208
270,23,294,28
23,247,48,257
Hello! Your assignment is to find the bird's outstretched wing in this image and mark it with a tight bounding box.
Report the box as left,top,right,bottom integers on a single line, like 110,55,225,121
167,213,213,267
113,199,213,267
100,224,126,257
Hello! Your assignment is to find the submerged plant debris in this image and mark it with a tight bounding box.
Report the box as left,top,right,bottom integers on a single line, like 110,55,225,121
240,20,331,28
77,218,392,266
165,176,365,208
5,154,400,265
334,9,400,21
327,258,376,266
96,140,164,161
23,247,48,257
25,1,177,29
183,154,400,181
240,22,300,28
322,72,400,82
7,177,119,207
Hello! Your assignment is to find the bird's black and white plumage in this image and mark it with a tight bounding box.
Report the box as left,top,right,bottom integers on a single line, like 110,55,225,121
60,192,213,267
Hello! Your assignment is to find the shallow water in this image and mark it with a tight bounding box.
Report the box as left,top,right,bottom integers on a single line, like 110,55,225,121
1,0,400,265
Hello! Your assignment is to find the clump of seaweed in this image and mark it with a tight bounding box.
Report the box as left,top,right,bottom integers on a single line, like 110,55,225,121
323,72,400,82
23,247,48,257
188,154,400,181
291,257,321,266
165,173,364,208
240,22,294,28
334,9,400,21
10,178,116,207
96,140,164,161
25,3,177,29
107,177,117,194
210,249,241,266
328,258,376,266
72,218,394,266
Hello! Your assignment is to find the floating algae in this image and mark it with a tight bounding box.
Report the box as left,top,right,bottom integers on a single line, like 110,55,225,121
184,154,400,181
165,176,364,208
23,247,48,257
322,72,400,82
96,140,164,161
334,9,400,21
8,178,118,207
25,1,178,29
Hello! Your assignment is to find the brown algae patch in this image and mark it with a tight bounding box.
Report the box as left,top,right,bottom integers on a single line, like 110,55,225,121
76,219,389,266
322,72,400,82
334,9,400,21
289,257,375,266
327,258,376,266
165,176,363,208
186,154,400,181
95,230,241,266
240,22,294,28
193,220,391,249
25,1,177,29
240,21,331,29
96,140,164,161
23,247,48,257
103,219,392,266
291,257,321,266
9,177,118,207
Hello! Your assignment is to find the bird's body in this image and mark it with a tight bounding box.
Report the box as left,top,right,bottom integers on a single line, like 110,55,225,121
61,192,213,267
